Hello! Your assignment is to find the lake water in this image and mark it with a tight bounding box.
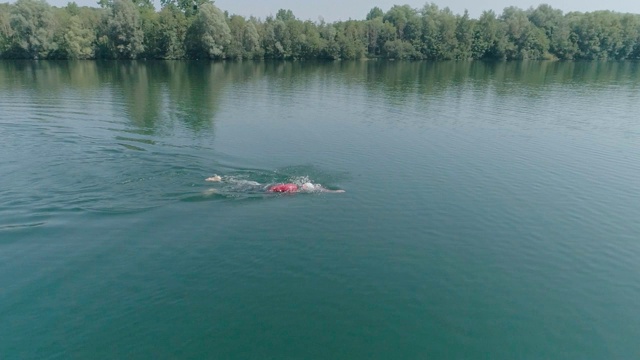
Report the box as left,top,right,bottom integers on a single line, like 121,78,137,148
1,60,639,359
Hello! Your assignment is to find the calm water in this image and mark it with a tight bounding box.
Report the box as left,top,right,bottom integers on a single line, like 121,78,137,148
1,60,640,359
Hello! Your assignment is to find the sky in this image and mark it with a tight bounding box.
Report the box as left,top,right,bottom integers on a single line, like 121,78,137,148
5,0,640,21
212,0,640,21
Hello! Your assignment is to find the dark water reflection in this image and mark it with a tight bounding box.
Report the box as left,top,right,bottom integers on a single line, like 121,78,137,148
2,60,639,132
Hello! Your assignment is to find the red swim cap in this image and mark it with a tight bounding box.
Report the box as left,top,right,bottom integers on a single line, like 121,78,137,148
267,183,299,193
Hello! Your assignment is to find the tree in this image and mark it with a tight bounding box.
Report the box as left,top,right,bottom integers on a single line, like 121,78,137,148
365,17,382,55
227,14,247,59
299,20,323,58
384,39,417,59
528,5,575,59
0,5,12,57
8,0,57,59
366,7,383,21
275,9,295,22
159,0,207,17
58,15,95,58
501,6,549,59
455,10,475,59
286,17,306,58
243,19,263,58
261,17,289,58
139,5,160,58
419,4,459,60
620,14,640,59
185,2,231,59
2,0,640,61
336,20,366,59
98,0,145,59
571,11,625,59
155,4,187,59
227,15,262,59
364,15,398,57
384,4,418,40
528,4,563,38
318,23,340,59
473,10,507,59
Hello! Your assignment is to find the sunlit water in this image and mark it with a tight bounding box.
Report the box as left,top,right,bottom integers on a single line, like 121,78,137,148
1,60,640,359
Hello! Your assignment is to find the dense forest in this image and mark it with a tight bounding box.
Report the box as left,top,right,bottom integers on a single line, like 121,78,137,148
2,0,640,60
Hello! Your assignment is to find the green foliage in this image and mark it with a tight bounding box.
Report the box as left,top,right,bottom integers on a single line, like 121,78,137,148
621,14,640,59
7,0,58,59
139,5,160,58
384,39,417,59
66,2,80,16
2,1,640,61
384,5,418,40
55,15,96,59
53,3,103,60
261,17,288,58
160,0,210,17
419,4,459,60
528,5,575,59
96,0,144,59
152,5,187,59
365,17,396,57
0,5,12,56
570,10,640,60
501,7,549,59
455,11,475,60
318,23,340,59
366,7,384,21
185,3,230,59
226,15,263,59
336,20,366,59
275,9,295,22
225,15,245,59
473,10,507,59
243,20,263,58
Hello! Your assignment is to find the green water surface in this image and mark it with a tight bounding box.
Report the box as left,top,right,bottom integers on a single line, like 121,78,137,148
1,60,639,359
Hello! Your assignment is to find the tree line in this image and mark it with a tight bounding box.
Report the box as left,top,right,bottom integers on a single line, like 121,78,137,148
2,0,640,60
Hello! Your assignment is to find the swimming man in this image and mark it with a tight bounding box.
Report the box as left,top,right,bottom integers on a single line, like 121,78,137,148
205,175,345,193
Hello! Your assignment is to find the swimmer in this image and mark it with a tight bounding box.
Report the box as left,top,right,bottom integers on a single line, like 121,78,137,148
206,175,344,193
267,182,345,193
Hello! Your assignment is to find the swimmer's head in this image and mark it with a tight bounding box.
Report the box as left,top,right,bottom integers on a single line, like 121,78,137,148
206,175,222,182
301,182,315,191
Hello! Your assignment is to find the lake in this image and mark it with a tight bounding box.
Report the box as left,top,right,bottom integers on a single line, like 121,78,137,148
1,60,639,359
